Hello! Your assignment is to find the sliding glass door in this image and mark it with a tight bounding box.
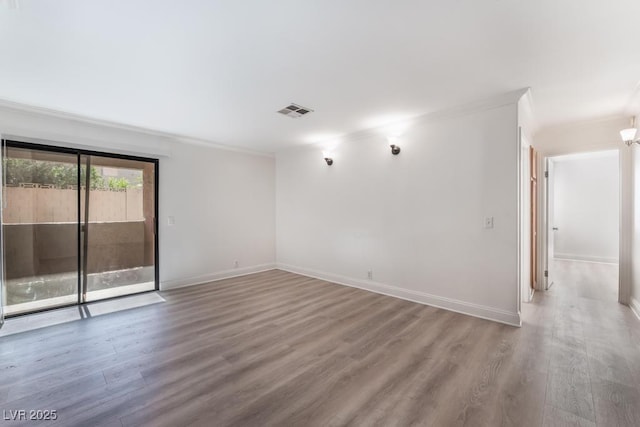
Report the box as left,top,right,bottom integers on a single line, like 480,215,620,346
1,141,158,316
80,154,156,302
2,146,79,315
0,137,4,327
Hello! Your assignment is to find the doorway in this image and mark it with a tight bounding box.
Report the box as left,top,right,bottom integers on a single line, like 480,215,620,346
520,133,537,304
1,140,158,316
544,150,620,297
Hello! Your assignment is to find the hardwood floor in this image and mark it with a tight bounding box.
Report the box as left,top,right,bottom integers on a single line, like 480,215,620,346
0,262,638,426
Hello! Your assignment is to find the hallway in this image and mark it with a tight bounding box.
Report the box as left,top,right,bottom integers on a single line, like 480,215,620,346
523,259,640,425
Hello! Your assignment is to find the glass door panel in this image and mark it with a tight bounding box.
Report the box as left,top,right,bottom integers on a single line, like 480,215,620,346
81,155,156,302
1,138,5,328
1,142,158,316
2,146,79,315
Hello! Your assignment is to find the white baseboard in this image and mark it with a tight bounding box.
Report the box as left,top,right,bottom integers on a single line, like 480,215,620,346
523,287,535,303
630,297,640,321
277,263,521,327
160,263,277,290
554,253,618,264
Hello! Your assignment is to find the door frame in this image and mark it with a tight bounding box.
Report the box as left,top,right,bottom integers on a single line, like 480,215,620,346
519,131,535,304
530,146,538,292
540,149,629,302
1,138,159,317
543,157,555,290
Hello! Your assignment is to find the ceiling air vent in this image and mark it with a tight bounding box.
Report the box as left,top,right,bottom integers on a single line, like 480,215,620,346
277,103,314,118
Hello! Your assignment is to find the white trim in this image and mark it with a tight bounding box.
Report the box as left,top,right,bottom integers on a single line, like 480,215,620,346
0,89,529,158
518,88,538,138
277,88,530,153
540,150,629,300
516,125,523,315
171,136,274,158
277,263,522,327
160,263,277,290
619,147,633,304
0,98,174,138
553,253,619,264
522,287,535,303
0,98,274,158
630,297,640,321
538,157,548,291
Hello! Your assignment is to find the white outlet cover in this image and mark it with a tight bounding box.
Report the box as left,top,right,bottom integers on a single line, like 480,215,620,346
167,216,175,226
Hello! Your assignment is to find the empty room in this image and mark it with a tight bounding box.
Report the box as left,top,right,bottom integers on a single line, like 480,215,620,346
1,1,639,426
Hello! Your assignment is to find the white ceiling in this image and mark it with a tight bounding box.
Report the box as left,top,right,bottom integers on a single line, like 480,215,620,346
1,0,639,153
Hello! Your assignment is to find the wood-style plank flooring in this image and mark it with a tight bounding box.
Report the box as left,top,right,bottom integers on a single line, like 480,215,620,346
0,261,639,426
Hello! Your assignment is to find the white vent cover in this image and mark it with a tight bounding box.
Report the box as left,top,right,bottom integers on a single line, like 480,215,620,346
277,103,314,118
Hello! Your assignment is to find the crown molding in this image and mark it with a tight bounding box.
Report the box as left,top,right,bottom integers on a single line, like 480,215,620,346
0,98,274,158
278,88,530,154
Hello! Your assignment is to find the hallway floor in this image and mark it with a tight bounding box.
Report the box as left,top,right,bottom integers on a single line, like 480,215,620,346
523,259,640,426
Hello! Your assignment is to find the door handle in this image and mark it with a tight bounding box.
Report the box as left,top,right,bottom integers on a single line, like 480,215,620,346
552,227,559,231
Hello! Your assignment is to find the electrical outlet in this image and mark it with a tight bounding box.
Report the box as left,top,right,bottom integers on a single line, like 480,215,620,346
167,216,175,226
484,217,494,229
367,270,373,280
234,260,239,268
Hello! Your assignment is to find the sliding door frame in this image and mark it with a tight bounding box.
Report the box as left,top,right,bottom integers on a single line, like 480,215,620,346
1,139,159,318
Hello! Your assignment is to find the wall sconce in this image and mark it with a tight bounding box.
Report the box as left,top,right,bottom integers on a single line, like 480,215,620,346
621,117,639,146
387,136,401,155
322,150,334,165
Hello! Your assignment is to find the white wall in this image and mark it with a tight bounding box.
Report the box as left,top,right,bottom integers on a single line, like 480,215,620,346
552,152,619,263
632,144,640,317
160,142,275,288
0,102,277,291
276,97,522,326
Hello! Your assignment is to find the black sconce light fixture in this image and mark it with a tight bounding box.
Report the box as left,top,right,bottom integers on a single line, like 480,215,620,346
323,150,334,165
387,136,401,155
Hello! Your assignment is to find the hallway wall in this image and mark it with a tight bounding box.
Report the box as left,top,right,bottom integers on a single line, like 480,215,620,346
632,142,640,317
552,151,619,263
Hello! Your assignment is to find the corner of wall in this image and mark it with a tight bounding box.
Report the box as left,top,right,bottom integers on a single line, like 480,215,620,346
161,263,277,290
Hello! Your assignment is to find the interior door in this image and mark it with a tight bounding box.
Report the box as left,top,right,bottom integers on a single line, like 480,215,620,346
545,158,556,289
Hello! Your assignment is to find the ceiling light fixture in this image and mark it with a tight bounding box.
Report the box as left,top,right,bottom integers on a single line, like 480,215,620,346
621,117,639,146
